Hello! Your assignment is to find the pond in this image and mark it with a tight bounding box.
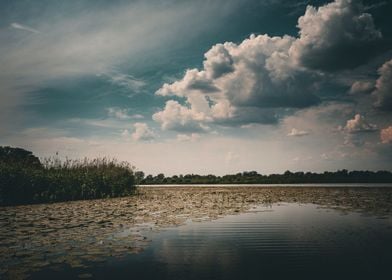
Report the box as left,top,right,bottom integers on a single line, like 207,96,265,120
31,204,392,279
1,187,392,279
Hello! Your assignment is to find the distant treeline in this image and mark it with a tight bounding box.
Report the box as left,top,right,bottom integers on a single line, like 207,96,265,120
0,147,136,206
138,170,392,185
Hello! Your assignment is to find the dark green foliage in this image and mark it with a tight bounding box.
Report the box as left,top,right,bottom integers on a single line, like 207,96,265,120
0,146,41,168
0,147,136,206
134,171,145,184
141,169,392,185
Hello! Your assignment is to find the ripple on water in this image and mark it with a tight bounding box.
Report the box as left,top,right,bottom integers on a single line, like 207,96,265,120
1,187,392,279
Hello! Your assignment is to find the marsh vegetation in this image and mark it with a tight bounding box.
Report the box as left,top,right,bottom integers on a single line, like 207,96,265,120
0,147,136,206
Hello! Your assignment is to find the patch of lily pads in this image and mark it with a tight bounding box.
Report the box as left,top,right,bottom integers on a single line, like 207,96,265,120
1,186,391,279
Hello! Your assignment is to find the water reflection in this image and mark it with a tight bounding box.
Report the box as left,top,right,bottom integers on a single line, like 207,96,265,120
31,203,392,280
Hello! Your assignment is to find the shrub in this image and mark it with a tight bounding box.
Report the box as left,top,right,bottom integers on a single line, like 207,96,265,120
0,147,136,206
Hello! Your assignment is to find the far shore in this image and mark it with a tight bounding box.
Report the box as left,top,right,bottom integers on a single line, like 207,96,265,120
139,183,392,187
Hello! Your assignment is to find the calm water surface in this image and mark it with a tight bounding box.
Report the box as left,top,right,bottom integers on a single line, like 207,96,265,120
31,203,392,280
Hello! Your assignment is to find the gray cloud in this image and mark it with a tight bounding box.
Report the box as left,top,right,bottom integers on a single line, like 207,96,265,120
290,0,382,71
349,80,374,94
154,34,319,131
203,44,235,79
373,58,392,110
154,0,384,132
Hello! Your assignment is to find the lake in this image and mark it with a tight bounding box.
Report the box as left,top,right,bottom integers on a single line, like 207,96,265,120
1,186,392,279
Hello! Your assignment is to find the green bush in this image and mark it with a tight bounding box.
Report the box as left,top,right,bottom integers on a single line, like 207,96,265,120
0,147,136,206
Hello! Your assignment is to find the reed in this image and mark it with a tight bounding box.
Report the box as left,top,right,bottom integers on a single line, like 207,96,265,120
0,147,136,206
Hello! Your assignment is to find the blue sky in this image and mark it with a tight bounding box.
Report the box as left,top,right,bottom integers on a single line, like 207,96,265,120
1,0,392,175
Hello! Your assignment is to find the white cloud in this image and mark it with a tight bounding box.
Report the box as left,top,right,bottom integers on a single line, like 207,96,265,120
152,100,211,132
106,107,143,120
107,108,132,120
154,33,318,131
373,58,392,110
157,69,218,97
10,22,40,34
153,0,383,132
131,123,155,141
380,126,392,144
344,114,377,133
287,128,309,137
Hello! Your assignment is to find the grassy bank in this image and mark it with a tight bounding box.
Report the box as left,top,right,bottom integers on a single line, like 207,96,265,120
0,147,136,206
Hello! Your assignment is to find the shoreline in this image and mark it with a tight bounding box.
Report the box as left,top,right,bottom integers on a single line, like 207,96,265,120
139,183,392,187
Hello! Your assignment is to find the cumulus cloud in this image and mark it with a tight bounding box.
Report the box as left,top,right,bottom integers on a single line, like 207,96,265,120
343,114,377,133
156,69,219,97
287,128,309,137
153,0,383,132
290,0,382,71
203,44,235,79
131,123,155,141
152,100,211,132
154,34,319,131
380,126,392,144
373,58,392,110
158,34,319,106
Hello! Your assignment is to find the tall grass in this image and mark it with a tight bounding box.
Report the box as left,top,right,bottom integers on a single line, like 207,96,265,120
0,153,136,206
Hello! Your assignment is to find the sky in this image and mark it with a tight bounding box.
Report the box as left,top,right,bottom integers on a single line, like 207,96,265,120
1,0,392,175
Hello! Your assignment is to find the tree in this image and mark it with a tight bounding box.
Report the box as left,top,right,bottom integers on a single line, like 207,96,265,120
134,171,145,184
0,146,41,168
